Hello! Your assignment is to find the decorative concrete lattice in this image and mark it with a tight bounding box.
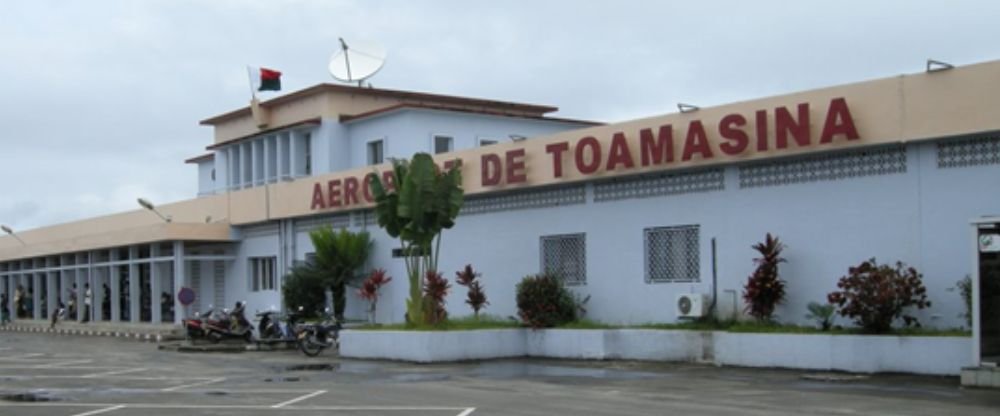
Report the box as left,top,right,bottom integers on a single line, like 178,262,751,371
937,136,1000,168
645,225,699,283
541,233,586,285
352,210,377,227
295,214,351,233
594,169,725,202
739,145,907,188
461,185,586,216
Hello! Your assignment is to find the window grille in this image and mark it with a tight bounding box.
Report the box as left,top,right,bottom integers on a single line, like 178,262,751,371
352,209,377,227
462,185,586,216
937,136,1000,168
593,169,724,202
541,233,586,285
212,261,225,308
295,214,351,233
739,144,906,188
248,257,276,292
645,225,699,283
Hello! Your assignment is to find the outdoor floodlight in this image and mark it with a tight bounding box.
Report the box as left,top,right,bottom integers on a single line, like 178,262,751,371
1,224,26,245
137,198,172,222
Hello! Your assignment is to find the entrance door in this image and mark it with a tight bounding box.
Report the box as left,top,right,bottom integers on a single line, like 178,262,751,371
976,228,1000,365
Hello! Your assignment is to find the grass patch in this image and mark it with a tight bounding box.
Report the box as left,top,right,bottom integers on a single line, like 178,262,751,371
555,319,617,329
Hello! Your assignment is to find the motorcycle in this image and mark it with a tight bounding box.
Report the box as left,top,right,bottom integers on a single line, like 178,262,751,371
182,307,219,340
297,308,341,357
203,301,253,343
257,307,306,342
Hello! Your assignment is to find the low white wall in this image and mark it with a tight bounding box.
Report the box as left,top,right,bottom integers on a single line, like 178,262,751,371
342,329,971,375
709,332,972,375
341,329,525,363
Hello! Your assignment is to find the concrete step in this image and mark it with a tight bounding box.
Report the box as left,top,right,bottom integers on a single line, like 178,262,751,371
961,366,1000,388
0,320,177,342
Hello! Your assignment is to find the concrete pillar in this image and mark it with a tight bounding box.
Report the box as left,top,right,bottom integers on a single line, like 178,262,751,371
32,273,41,319
150,244,161,324
74,268,84,322
128,246,139,323
289,130,299,177
173,241,185,325
94,265,105,322
110,250,121,323
277,133,286,180
263,137,271,183
46,263,57,321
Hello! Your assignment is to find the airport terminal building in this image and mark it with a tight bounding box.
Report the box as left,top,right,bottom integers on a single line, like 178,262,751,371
1,60,999,350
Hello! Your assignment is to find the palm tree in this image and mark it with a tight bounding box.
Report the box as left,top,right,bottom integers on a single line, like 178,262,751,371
309,228,372,322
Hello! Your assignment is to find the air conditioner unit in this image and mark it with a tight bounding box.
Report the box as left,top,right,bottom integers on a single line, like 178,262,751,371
676,294,708,318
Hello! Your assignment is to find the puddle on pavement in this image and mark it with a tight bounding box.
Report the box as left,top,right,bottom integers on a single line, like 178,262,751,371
285,363,338,372
0,391,61,402
264,376,305,382
470,362,662,381
390,373,450,382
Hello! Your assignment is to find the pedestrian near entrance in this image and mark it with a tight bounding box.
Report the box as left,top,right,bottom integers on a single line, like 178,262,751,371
68,283,78,320
82,283,92,323
50,301,65,329
1,293,10,325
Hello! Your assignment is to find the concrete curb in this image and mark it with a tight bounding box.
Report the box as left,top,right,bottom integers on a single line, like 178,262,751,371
0,323,167,343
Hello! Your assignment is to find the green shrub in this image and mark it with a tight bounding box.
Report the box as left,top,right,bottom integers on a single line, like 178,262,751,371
827,258,931,334
516,273,576,328
281,265,327,319
955,275,972,328
805,301,835,331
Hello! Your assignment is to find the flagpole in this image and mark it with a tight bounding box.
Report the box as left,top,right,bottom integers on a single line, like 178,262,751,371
246,65,257,100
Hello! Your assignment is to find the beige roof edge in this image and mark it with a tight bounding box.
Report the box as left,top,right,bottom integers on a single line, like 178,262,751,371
0,222,233,262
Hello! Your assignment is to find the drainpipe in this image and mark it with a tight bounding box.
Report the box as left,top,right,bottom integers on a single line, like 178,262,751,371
710,237,718,320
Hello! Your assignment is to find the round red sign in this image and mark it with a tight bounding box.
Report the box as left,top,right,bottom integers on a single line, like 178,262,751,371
177,287,196,306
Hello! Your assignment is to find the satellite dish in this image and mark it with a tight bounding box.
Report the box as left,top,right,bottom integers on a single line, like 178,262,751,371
328,38,386,85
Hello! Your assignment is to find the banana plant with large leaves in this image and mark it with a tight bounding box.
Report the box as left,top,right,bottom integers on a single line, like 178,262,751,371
370,153,463,325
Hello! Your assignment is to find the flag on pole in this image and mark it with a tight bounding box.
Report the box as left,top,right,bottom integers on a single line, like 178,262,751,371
249,67,282,92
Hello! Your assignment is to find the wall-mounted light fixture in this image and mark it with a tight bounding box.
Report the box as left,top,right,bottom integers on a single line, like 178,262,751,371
0,225,26,246
137,198,172,222
677,103,700,113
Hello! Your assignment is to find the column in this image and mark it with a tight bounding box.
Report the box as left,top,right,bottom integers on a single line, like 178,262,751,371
150,244,161,324
172,241,185,325
110,250,121,322
90,250,102,322
128,246,140,323
277,133,287,180
251,139,259,185
32,273,41,319
75,267,84,322
45,258,57,321
263,137,271,183
289,131,298,177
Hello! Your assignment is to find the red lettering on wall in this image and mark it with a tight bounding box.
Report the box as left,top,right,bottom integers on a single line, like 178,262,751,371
719,114,749,155
755,110,768,151
639,125,673,166
606,132,635,170
682,121,713,161
311,183,326,210
481,153,502,186
546,142,570,178
575,136,602,174
381,171,396,192
327,179,342,207
362,173,375,203
344,177,359,206
505,149,527,184
443,159,459,171
775,103,810,149
820,97,859,143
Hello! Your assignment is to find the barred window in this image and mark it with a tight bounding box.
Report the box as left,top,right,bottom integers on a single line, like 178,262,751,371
937,136,1000,168
645,225,699,283
541,233,586,285
248,257,277,292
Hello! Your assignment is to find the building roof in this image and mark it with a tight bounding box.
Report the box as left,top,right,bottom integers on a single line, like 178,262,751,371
338,102,603,126
199,83,559,126
184,153,214,164
205,118,322,150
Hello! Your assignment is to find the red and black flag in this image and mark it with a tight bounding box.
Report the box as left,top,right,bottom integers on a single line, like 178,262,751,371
255,67,282,91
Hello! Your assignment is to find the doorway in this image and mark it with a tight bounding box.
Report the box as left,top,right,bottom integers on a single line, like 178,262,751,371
976,226,1000,365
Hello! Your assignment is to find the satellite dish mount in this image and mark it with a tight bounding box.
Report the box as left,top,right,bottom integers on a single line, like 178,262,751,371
329,38,386,87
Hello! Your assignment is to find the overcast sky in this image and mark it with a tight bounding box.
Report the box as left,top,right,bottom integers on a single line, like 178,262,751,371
1,0,998,231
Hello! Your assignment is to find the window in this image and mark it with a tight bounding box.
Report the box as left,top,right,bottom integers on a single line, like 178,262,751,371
479,139,498,147
249,257,277,292
434,135,453,154
540,233,586,285
303,133,312,175
645,225,699,283
367,139,384,165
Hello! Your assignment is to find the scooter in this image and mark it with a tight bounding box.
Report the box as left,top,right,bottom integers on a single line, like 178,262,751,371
297,308,341,357
182,307,218,340
203,301,253,343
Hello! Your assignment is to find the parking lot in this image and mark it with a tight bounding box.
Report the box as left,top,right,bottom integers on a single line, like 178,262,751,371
0,332,998,415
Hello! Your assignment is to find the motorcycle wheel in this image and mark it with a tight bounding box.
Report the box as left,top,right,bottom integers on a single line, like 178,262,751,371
298,334,325,357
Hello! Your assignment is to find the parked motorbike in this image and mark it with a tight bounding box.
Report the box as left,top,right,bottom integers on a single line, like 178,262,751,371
257,307,305,342
297,308,341,357
182,307,218,340
203,301,253,343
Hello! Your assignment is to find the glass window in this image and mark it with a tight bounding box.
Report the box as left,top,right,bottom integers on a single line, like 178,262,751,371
434,135,453,154
248,257,277,292
644,225,700,283
368,139,384,165
479,139,498,147
303,133,312,175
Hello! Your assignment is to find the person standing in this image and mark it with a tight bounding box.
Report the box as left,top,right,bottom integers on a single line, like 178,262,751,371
1,293,10,325
82,283,92,323
68,283,78,320
102,283,110,321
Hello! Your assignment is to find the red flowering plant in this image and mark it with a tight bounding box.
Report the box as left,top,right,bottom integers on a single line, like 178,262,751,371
827,258,931,334
455,264,489,318
742,233,787,321
357,269,392,324
422,271,451,325
516,273,576,329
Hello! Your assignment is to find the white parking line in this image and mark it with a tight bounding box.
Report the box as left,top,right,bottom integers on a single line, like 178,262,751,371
456,408,477,416
69,405,125,416
82,368,147,378
0,403,471,411
271,390,327,408
0,352,43,360
160,377,226,392
35,359,94,368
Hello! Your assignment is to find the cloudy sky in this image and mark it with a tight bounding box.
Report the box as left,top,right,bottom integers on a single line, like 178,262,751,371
1,0,998,231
